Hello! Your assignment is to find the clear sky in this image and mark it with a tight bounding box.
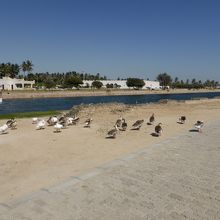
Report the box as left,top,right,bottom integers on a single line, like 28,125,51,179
0,0,219,81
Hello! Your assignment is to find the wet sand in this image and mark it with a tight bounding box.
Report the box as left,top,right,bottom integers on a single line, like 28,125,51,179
0,99,220,203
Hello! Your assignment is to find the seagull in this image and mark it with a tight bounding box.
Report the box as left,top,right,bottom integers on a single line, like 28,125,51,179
36,120,46,130
131,120,144,130
65,117,75,126
47,116,58,126
84,118,93,128
106,125,119,138
194,121,204,132
32,117,38,124
54,122,63,132
120,118,127,131
155,123,163,136
0,124,9,134
6,118,17,129
179,116,186,124
148,113,155,125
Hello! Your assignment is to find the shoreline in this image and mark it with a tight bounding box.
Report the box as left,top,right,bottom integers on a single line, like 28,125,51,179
2,88,220,100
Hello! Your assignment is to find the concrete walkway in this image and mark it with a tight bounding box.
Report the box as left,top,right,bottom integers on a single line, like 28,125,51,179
1,121,220,220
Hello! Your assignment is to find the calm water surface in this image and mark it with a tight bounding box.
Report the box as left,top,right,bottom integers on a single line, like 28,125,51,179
0,92,220,115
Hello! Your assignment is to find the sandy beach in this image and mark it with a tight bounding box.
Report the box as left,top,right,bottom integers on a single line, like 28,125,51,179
0,99,220,204
2,88,220,99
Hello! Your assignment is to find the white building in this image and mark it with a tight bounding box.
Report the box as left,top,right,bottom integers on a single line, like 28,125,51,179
0,77,35,90
83,80,160,90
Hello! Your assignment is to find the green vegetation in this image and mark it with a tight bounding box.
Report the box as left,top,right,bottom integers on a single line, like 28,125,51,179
1,60,219,90
92,80,103,89
0,63,20,78
0,60,33,78
126,78,145,89
156,73,219,89
0,110,61,120
63,75,83,89
156,73,172,87
21,60,33,76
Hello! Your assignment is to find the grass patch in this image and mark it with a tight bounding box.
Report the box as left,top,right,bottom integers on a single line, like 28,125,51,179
0,110,62,119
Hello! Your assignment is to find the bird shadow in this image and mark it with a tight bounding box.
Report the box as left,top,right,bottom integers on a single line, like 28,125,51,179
130,128,141,131
189,129,199,132
177,121,184,124
0,132,9,135
151,132,160,137
105,136,116,139
147,122,152,125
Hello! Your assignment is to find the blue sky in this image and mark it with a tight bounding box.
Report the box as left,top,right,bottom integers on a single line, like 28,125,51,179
0,0,219,81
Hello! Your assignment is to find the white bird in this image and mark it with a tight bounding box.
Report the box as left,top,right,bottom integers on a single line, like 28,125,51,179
54,122,63,132
106,125,119,138
66,117,75,125
194,121,204,132
47,116,58,126
0,124,9,134
36,120,46,130
32,117,38,124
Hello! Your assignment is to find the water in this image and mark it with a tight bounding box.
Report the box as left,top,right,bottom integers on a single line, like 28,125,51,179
0,92,220,115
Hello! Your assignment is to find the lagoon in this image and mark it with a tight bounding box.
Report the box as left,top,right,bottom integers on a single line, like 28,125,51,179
1,91,220,115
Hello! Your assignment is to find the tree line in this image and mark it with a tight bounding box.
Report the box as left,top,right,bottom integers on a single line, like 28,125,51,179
156,73,219,89
25,72,107,89
0,61,218,89
0,60,33,78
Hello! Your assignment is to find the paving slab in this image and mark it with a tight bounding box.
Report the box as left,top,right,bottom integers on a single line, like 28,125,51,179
1,120,220,219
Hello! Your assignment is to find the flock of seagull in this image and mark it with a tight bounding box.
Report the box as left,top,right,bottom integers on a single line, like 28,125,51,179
0,113,204,138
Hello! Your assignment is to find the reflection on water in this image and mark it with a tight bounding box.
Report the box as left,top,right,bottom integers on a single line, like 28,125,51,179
0,92,220,114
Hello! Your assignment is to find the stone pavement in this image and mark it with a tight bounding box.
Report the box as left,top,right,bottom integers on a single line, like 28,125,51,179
0,121,220,220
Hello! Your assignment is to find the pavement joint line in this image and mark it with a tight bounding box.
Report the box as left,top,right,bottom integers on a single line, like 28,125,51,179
98,159,127,170
47,177,82,193
75,168,105,181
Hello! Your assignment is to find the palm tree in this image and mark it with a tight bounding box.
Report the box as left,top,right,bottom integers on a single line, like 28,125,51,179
21,60,33,77
26,60,33,74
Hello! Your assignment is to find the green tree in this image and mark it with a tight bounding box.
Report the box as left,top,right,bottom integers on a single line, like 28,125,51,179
0,62,20,78
45,77,56,89
21,60,33,77
156,73,172,87
126,78,145,89
63,76,83,88
92,80,103,89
